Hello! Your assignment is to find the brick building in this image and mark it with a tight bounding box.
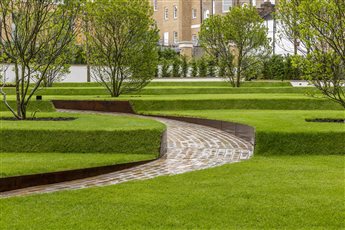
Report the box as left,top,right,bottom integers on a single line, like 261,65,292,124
151,0,275,56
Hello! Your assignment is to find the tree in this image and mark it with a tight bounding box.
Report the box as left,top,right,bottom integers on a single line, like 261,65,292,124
181,56,189,78
198,58,208,78
172,58,181,78
276,0,304,55
86,0,159,97
199,6,270,87
0,0,82,120
191,59,199,78
279,0,345,108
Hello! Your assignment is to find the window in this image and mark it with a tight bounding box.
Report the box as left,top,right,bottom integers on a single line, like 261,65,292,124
192,34,198,46
164,7,169,20
192,8,197,19
204,10,210,19
173,6,178,19
163,32,169,46
153,0,158,11
223,0,233,12
173,31,178,44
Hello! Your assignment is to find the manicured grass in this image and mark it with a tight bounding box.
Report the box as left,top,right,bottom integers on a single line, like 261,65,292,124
143,110,345,155
0,153,156,178
0,100,55,112
0,112,165,154
2,86,316,95
1,155,343,229
132,97,343,111
3,94,343,111
49,80,293,88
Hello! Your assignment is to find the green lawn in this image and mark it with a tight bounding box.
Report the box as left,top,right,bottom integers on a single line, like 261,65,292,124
0,153,156,178
0,112,165,154
143,109,345,155
1,81,344,229
1,155,343,229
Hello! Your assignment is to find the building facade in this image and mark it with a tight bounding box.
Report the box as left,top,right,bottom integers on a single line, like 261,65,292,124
151,0,275,56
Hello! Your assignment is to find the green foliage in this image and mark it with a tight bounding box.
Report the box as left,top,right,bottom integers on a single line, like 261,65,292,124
86,0,159,97
278,0,345,108
181,56,189,78
200,6,270,87
207,58,217,78
161,60,171,78
0,0,82,119
158,48,179,62
197,58,207,78
172,58,181,78
191,59,199,78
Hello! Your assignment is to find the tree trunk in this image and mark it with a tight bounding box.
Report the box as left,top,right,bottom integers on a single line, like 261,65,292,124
14,63,22,119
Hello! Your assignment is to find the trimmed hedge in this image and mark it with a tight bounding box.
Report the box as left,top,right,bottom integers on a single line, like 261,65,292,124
1,86,315,95
0,129,163,154
255,131,345,155
132,99,343,111
0,101,55,112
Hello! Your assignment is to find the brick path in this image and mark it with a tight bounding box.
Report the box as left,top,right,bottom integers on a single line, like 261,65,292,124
0,112,253,198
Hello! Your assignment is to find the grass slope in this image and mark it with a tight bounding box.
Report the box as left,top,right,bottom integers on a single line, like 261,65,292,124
143,110,345,155
0,112,165,154
0,153,156,178
1,155,343,229
0,100,55,112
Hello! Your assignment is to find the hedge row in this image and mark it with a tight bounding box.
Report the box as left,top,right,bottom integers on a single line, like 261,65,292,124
255,131,345,155
1,87,319,96
132,99,343,111
0,129,163,154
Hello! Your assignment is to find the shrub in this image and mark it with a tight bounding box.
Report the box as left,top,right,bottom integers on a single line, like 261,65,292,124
207,58,216,78
191,59,199,78
198,58,207,78
161,60,171,78
172,58,181,78
181,56,189,78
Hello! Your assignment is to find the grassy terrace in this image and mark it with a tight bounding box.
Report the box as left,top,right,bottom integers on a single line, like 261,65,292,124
1,81,344,229
0,112,165,177
144,110,345,155
1,155,343,229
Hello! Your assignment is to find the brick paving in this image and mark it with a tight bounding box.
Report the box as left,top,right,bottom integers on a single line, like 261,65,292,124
0,112,253,198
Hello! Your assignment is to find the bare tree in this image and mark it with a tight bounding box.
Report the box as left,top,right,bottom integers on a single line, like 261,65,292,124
0,0,82,119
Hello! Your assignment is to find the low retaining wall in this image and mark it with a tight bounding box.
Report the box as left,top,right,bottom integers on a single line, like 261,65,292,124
52,100,135,113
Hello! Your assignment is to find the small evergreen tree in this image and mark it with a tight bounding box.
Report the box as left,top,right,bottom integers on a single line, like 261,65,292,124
191,59,199,78
207,58,216,78
198,58,207,78
172,58,181,78
181,56,189,78
161,60,171,78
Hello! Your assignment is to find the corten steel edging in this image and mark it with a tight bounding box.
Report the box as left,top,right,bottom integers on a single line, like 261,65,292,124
52,100,135,114
0,130,167,193
148,115,256,145
0,159,152,192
